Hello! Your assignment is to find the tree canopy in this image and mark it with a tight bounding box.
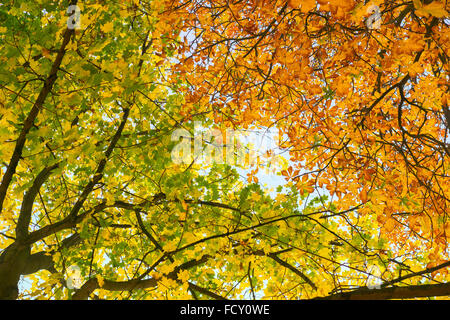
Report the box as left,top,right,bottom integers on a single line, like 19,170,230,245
0,0,448,300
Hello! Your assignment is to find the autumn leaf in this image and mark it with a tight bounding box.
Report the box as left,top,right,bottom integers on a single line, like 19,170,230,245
415,1,448,17
96,274,105,288
101,21,114,33
360,188,368,203
0,0,448,302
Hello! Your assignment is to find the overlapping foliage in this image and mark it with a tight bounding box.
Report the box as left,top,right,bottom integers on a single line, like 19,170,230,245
0,0,448,300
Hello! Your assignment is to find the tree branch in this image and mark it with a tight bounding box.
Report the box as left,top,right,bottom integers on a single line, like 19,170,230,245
316,283,450,300
22,233,82,275
66,107,130,220
0,23,75,214
187,282,227,300
15,164,59,241
381,261,450,288
72,255,211,300
267,253,317,291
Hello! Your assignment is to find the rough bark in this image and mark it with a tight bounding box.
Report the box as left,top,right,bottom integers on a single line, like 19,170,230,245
316,282,450,300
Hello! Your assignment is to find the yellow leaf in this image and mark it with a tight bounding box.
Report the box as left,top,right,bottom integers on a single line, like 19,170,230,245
162,241,177,252
289,0,315,12
360,188,368,203
96,274,104,287
181,200,188,211
159,263,176,275
384,218,396,232
413,0,423,9
302,0,317,12
408,64,422,77
105,193,115,206
250,192,261,202
177,270,189,283
101,22,114,33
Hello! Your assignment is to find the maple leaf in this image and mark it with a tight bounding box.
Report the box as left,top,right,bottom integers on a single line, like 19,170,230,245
96,274,105,287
